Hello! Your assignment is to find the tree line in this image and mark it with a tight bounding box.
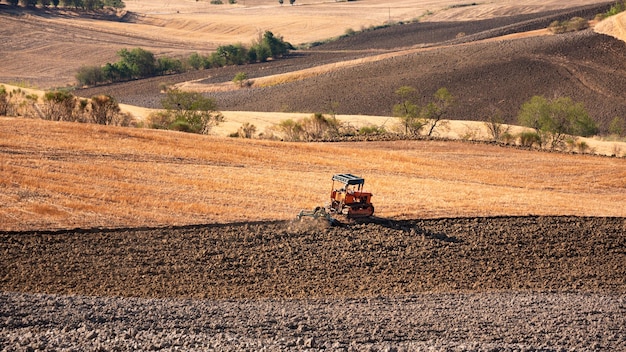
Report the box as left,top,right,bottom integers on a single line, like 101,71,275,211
3,0,125,9
76,31,294,86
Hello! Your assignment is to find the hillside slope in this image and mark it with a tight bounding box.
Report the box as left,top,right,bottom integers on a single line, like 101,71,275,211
71,2,626,131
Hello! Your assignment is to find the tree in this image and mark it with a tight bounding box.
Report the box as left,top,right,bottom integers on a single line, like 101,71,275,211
262,31,292,58
289,0,295,5
392,86,454,137
187,52,204,70
117,48,157,79
484,111,510,142
518,95,597,149
422,87,454,136
76,65,105,86
392,86,422,135
157,57,184,75
216,44,248,65
277,119,304,141
278,0,283,5
0,86,9,116
159,90,224,134
609,117,626,137
301,113,341,140
232,72,249,88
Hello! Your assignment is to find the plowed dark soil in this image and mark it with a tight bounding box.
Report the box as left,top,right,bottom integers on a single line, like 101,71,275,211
2,216,625,350
2,216,624,299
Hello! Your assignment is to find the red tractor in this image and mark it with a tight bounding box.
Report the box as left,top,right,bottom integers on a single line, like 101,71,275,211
328,173,374,218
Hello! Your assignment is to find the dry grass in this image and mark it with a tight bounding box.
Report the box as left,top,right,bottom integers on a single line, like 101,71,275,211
1,116,625,231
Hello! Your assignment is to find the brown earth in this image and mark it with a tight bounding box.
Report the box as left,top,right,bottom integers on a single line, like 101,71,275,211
3,216,625,300
1,216,625,350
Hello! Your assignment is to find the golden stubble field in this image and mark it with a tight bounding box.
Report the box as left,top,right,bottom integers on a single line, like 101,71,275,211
1,116,625,231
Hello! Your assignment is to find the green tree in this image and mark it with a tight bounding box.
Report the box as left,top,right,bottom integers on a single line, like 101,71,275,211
423,87,454,136
76,65,105,86
609,117,626,137
232,72,249,87
187,52,204,70
103,0,124,8
117,48,157,79
262,31,292,58
518,95,597,149
216,44,248,65
392,86,422,135
157,57,184,75
159,90,224,134
392,86,454,136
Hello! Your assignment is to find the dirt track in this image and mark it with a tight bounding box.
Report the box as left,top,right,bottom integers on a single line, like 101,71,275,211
1,216,625,350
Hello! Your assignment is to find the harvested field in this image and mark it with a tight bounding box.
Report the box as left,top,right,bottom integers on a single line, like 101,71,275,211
1,216,625,350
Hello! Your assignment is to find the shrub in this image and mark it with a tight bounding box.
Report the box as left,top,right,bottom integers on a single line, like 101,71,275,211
518,95,597,149
358,125,386,136
233,72,249,88
238,122,257,138
519,131,541,148
276,119,303,141
484,113,510,142
609,117,626,137
89,95,121,125
42,90,77,121
549,17,588,34
76,65,105,86
158,89,224,134
0,86,8,116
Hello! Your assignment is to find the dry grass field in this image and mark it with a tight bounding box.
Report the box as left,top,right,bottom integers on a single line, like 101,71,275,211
1,116,625,231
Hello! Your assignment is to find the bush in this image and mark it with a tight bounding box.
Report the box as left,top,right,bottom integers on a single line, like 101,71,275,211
519,131,541,148
89,95,122,125
0,86,8,116
42,90,77,121
549,17,588,34
609,117,626,137
358,125,386,135
76,65,105,86
518,95,597,149
157,89,224,134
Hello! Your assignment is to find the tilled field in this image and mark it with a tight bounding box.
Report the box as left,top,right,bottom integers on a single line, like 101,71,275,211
1,216,625,350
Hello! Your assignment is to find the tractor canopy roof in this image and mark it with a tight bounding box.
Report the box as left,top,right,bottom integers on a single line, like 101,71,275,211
332,173,365,186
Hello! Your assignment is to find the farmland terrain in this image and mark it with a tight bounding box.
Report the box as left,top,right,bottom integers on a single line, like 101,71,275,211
2,1,626,130
2,0,626,350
